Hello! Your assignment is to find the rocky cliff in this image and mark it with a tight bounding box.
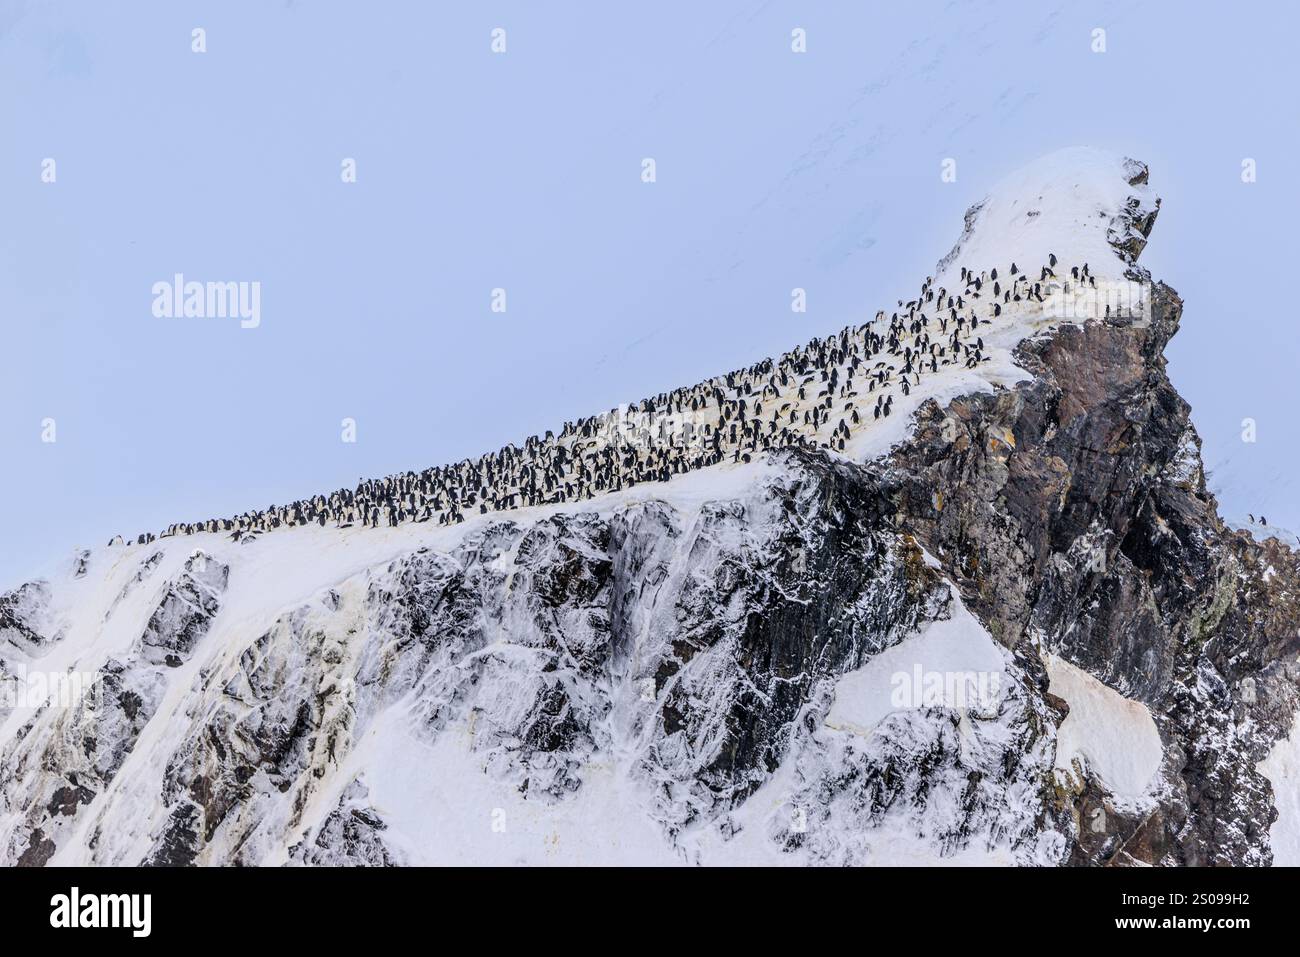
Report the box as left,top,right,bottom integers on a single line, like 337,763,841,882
2,149,1296,866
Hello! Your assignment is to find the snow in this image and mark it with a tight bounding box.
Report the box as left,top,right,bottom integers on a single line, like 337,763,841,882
663,580,1051,867
826,584,1008,735
1259,710,1300,866
935,147,1155,289
293,709,686,866
1046,654,1163,808
1228,518,1300,551
684,758,1021,867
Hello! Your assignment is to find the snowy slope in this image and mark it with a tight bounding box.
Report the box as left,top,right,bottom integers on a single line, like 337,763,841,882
3,477,1063,866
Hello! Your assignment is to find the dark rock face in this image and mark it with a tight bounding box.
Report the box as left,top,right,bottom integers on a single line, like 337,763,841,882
632,455,954,829
360,460,957,827
887,282,1300,865
287,780,403,866
139,552,229,667
0,581,58,655
142,803,202,867
775,662,1065,865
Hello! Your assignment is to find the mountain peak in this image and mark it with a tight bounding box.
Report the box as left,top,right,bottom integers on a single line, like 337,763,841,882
3,152,1297,868
937,147,1160,282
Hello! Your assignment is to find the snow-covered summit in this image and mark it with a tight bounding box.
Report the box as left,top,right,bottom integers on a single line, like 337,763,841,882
936,147,1159,286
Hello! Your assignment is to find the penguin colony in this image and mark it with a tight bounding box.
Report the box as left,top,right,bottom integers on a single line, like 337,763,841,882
112,255,1112,548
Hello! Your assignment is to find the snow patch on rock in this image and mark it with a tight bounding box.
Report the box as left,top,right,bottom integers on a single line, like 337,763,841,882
827,585,1009,736
1259,710,1300,866
1047,654,1162,808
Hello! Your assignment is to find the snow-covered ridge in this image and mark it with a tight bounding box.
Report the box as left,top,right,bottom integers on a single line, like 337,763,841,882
12,148,1293,868
110,148,1159,563
1230,518,1300,552
936,147,1158,284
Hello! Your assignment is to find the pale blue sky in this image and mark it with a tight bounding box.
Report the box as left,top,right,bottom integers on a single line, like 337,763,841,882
3,0,1297,588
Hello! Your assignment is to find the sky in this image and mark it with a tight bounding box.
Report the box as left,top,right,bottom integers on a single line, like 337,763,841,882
2,0,1298,589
